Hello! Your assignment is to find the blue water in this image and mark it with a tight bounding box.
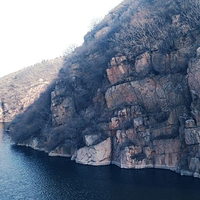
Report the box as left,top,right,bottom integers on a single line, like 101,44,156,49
1,123,200,200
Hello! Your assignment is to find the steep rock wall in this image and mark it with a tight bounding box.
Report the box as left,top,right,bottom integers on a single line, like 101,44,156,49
18,47,200,178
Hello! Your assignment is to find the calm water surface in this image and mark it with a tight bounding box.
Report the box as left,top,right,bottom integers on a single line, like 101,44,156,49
1,123,200,200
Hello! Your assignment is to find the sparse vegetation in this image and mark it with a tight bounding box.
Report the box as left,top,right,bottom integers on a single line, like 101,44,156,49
63,44,78,57
110,0,200,57
89,17,103,31
179,0,200,28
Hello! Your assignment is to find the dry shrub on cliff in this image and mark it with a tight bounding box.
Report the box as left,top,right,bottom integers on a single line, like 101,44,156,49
179,0,200,28
110,9,165,55
63,43,78,57
88,17,103,31
110,0,200,57
59,36,115,112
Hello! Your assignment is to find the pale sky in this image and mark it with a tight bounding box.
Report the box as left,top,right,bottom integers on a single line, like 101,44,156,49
0,0,123,77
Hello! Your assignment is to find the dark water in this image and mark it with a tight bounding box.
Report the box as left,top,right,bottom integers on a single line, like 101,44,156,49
1,124,200,200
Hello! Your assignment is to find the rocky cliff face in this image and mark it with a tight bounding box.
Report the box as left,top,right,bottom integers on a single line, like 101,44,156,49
9,0,200,178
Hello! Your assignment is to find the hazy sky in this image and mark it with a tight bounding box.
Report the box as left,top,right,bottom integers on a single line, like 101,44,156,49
0,0,123,77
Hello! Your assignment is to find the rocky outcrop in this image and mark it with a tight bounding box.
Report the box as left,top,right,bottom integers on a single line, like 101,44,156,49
51,88,76,126
105,74,190,112
67,46,200,177
177,55,200,178
106,56,134,85
75,137,111,166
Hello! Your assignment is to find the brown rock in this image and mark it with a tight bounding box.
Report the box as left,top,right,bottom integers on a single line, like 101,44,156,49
105,82,137,109
105,75,189,112
75,137,111,166
106,56,133,85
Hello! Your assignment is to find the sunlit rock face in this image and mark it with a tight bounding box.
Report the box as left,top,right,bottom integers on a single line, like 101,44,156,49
105,74,190,112
102,46,200,177
43,46,200,178
75,138,111,166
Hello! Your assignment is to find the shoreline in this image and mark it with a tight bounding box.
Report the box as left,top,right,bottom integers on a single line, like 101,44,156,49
15,142,200,179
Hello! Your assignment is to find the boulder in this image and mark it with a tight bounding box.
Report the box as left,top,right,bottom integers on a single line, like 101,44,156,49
75,138,111,166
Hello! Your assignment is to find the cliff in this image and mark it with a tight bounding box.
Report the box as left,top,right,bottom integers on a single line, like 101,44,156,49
0,57,63,122
9,0,200,178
